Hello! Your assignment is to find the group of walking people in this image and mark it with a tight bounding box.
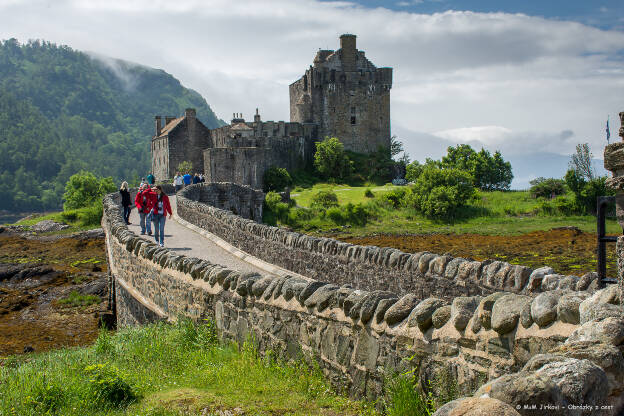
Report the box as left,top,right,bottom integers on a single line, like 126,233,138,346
173,172,205,192
119,177,172,247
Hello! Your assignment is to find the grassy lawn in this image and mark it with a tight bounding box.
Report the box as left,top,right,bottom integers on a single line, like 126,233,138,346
0,320,383,416
289,185,620,237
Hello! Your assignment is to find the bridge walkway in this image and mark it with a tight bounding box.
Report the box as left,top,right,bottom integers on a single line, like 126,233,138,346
127,196,302,279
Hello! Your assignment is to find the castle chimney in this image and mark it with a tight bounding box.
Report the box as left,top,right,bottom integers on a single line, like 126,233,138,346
185,108,196,119
254,108,261,123
165,116,175,125
155,116,162,136
340,34,357,72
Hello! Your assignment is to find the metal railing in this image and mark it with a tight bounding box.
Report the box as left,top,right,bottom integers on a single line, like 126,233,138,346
596,196,619,285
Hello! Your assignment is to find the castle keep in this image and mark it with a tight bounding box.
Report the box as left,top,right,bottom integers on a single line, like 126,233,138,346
151,35,393,188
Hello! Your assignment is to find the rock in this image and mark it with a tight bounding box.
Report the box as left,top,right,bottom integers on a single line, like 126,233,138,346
476,372,565,415
557,276,579,291
251,276,274,297
31,219,69,233
408,297,445,331
530,292,560,327
79,279,107,297
477,292,507,330
579,286,622,324
566,317,624,346
557,292,589,325
432,305,452,329
297,281,327,305
433,397,521,416
491,294,532,335
522,353,568,372
304,284,339,311
512,266,532,292
524,266,554,293
541,274,563,291
343,290,367,316
576,272,598,291
550,341,624,394
374,297,398,324
520,302,533,328
384,293,419,325
451,296,482,331
534,358,609,406
580,303,624,324
359,291,396,324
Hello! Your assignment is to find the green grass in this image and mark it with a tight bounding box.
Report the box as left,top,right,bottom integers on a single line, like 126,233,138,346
57,290,101,308
0,320,382,416
13,204,103,233
292,183,400,208
285,185,620,236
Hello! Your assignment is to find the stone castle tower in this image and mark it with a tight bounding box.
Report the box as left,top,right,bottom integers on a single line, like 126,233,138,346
289,34,393,154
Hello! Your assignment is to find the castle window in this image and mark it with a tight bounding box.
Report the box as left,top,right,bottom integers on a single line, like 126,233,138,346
351,116,356,125
350,106,356,114
303,75,308,91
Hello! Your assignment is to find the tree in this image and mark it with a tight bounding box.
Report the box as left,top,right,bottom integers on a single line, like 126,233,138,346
405,160,424,182
63,171,116,210
441,144,513,191
263,166,292,192
314,137,353,181
390,135,404,158
529,177,566,198
176,161,193,175
569,143,595,181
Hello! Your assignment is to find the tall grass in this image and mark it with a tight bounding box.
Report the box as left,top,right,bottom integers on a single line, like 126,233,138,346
0,319,378,416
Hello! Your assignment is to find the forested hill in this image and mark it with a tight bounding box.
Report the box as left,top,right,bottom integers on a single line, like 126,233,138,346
0,38,224,212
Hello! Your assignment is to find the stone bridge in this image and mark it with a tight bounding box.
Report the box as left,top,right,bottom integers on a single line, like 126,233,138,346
103,180,624,415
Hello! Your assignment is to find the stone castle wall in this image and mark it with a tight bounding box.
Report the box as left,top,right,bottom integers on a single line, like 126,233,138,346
103,189,624,413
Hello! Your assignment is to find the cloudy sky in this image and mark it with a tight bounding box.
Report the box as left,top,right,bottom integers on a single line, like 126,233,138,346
2,0,623,187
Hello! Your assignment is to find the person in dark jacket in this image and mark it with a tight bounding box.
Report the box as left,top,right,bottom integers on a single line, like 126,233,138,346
149,185,172,247
134,184,154,235
192,173,201,184
119,181,132,225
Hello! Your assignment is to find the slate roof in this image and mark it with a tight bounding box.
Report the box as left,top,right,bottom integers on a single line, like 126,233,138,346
156,117,184,138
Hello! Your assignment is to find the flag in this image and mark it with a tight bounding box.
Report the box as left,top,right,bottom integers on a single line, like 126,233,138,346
606,117,610,143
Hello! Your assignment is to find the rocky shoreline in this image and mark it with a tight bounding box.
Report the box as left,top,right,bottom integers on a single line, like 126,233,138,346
0,224,109,355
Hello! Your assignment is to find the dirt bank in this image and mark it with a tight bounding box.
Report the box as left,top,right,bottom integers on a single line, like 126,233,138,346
0,227,108,356
339,227,616,278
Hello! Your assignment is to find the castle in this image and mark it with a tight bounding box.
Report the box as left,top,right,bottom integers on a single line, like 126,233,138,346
151,34,393,188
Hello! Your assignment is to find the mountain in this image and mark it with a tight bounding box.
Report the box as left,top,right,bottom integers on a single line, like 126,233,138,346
0,38,224,212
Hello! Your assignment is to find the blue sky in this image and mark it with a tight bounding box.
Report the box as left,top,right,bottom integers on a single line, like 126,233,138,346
332,0,624,30
0,0,623,187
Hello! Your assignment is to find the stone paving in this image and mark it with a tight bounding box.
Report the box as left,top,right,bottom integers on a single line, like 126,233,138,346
127,196,265,275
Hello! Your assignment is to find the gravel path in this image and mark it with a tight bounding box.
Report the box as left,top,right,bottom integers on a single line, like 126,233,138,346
127,197,265,275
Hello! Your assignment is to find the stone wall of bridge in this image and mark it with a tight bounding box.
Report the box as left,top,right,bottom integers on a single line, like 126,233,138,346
103,189,624,414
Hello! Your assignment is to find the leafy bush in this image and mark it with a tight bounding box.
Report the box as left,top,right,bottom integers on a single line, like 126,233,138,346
63,171,116,210
405,160,425,182
344,203,369,226
263,166,293,192
364,188,374,198
176,160,193,175
83,363,137,407
310,190,339,211
410,167,475,220
529,177,566,199
441,144,513,191
377,187,408,208
326,207,346,225
314,137,353,181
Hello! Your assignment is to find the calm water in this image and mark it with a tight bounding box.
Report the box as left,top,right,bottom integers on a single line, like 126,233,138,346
0,213,30,225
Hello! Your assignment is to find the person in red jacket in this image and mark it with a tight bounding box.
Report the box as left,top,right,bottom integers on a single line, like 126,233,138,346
149,185,172,247
134,184,155,235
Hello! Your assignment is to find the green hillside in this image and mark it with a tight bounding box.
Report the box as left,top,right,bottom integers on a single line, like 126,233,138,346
0,38,224,212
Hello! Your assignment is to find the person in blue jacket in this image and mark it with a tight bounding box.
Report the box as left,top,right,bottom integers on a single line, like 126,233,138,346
183,172,192,186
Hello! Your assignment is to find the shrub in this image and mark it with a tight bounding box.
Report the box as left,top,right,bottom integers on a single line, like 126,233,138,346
176,161,193,175
364,188,374,198
326,207,346,225
310,190,339,211
263,166,292,192
264,191,290,224
377,187,408,208
529,177,566,199
344,203,369,226
314,137,353,181
25,382,66,414
410,167,475,220
83,363,137,407
63,171,116,210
